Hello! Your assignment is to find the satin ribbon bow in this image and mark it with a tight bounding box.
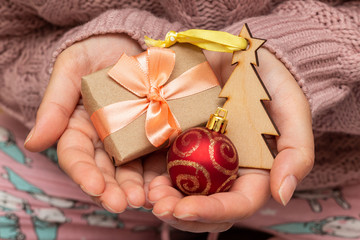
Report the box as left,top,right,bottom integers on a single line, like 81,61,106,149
145,29,248,53
91,47,219,147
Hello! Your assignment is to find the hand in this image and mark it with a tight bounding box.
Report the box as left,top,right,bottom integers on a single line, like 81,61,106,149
147,48,314,232
24,34,150,212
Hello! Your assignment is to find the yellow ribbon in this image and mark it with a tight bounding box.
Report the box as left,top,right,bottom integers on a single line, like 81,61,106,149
145,29,248,53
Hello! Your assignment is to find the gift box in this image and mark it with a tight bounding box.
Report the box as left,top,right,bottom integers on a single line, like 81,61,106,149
81,43,225,166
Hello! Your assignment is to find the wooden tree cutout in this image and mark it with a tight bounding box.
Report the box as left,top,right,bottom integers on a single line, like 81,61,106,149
219,24,279,169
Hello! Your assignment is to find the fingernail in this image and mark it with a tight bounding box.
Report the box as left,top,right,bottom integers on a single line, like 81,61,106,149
24,127,35,147
80,185,102,197
153,211,177,224
142,206,153,211
279,175,298,206
173,213,198,221
102,202,124,214
127,198,141,209
152,210,171,217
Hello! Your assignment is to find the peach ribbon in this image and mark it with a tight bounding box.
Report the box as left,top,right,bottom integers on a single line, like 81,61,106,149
91,47,219,147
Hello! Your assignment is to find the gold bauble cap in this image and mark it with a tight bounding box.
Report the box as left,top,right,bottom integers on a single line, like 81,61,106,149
206,107,228,134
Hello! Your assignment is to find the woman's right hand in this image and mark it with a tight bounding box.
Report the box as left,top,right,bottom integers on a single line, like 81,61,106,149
24,34,149,212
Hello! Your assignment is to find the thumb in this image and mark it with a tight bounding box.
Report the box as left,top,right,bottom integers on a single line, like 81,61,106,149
24,51,81,152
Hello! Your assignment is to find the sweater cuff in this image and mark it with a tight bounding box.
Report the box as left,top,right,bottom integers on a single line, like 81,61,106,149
48,8,183,73
224,9,357,119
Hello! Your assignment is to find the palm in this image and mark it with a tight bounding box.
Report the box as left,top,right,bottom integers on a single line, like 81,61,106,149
147,48,314,232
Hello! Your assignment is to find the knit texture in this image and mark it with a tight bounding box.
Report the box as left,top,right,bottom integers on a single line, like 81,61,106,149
1,0,359,190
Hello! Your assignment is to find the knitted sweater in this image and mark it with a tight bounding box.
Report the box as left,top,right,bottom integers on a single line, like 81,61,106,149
0,0,359,190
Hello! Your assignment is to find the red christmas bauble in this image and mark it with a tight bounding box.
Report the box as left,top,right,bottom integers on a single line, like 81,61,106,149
167,127,239,195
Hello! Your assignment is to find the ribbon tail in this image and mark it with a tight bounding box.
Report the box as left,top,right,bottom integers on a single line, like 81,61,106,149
144,36,167,48
108,52,150,97
166,111,182,147
145,101,181,147
91,99,149,141
176,29,248,52
164,61,219,100
147,48,176,87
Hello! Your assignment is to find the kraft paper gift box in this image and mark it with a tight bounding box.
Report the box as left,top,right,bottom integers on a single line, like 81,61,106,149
81,43,225,166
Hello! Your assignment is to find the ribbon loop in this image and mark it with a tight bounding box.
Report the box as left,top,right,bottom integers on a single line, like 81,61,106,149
91,47,220,147
145,29,248,53
147,47,176,87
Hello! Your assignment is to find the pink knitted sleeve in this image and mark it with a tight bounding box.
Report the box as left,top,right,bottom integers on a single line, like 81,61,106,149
0,3,182,129
223,1,360,136
1,0,359,137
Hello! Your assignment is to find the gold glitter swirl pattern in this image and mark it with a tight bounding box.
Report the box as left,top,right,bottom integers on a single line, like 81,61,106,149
172,128,202,157
176,175,199,193
209,136,238,176
167,159,211,195
217,137,238,164
215,175,237,193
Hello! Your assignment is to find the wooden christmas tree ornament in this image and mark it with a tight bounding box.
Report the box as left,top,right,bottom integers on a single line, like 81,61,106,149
219,24,280,169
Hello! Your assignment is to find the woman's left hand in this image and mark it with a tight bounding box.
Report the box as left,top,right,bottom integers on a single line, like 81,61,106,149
147,48,314,232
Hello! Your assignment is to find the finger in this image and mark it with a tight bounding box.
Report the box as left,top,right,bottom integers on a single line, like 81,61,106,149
115,159,145,208
24,50,83,152
142,150,168,208
171,221,233,233
152,195,233,232
152,195,181,223
98,183,127,213
256,49,314,206
170,169,270,223
270,102,314,206
148,177,184,204
94,148,128,213
147,174,181,210
57,126,106,198
149,174,173,190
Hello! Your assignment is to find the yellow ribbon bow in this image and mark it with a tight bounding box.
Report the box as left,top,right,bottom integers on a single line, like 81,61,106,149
145,29,248,53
